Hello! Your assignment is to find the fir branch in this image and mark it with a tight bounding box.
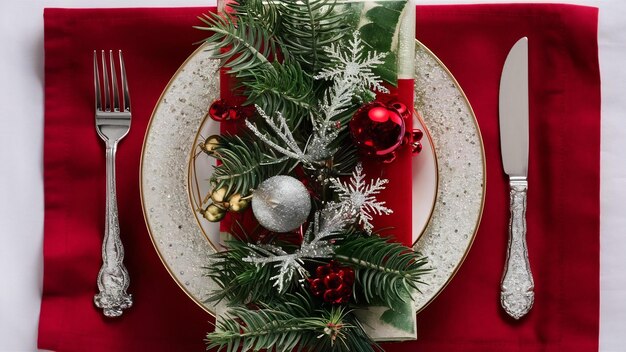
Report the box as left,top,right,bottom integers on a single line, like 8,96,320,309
197,2,314,127
207,298,381,352
334,236,429,310
277,0,350,72
243,62,314,128
210,134,289,198
207,307,318,352
230,0,281,35
330,135,359,176
195,12,281,79
206,239,281,304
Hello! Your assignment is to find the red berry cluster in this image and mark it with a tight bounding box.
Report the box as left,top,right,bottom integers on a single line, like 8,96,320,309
308,261,355,305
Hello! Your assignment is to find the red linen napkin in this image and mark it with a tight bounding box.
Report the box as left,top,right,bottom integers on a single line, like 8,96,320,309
40,4,600,352
405,4,600,352
41,8,212,351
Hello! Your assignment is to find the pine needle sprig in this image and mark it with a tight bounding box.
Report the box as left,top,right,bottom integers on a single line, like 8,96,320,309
243,62,314,128
206,239,283,305
207,307,317,352
298,307,383,352
210,134,290,197
195,12,282,79
334,236,429,310
336,313,384,352
206,295,381,352
229,0,281,35
278,0,350,73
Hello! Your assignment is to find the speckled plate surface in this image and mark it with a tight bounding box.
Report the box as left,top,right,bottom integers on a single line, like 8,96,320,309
140,40,485,315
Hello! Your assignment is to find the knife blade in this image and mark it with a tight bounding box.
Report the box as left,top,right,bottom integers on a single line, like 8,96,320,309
498,37,534,320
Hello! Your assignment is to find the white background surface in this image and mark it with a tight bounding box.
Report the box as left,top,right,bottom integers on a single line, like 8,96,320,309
0,0,623,351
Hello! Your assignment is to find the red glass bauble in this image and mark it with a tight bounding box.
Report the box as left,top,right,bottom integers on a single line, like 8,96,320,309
349,102,406,156
410,129,424,155
209,99,256,121
389,101,410,120
411,129,423,141
412,142,423,154
208,99,233,121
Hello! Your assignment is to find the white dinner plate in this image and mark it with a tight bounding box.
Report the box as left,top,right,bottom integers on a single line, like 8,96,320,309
140,40,485,315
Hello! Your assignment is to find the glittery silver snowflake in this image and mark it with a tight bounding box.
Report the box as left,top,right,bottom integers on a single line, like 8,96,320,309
242,243,309,294
309,31,389,157
242,204,349,293
246,105,337,163
330,163,393,233
245,105,306,161
315,31,389,94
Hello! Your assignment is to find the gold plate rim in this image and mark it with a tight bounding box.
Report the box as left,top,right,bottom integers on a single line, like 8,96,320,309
139,43,217,317
413,39,486,314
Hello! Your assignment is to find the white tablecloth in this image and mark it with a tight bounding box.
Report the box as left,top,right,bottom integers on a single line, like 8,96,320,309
1,0,623,351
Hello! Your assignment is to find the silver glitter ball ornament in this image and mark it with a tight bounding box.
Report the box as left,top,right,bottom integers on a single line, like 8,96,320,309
252,175,311,233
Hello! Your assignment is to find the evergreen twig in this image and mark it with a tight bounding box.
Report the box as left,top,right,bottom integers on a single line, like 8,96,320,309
206,238,281,304
334,235,430,310
206,296,382,352
195,12,281,79
210,134,290,198
243,61,314,128
278,0,350,73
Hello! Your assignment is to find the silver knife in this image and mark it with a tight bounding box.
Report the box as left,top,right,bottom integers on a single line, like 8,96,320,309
499,37,534,319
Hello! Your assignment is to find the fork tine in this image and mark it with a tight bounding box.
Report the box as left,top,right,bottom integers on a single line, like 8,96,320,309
119,50,131,112
109,50,120,112
93,50,102,111
101,50,110,111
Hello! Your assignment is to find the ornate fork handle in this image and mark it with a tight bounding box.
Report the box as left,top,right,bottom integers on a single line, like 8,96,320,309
500,179,534,319
94,141,133,317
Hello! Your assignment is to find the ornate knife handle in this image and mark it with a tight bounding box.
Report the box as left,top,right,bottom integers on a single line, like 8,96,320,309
500,178,534,319
94,142,133,317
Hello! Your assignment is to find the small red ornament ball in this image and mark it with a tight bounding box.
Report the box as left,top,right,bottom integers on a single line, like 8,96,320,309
411,129,424,155
209,99,235,121
308,261,355,305
349,102,406,157
209,99,255,122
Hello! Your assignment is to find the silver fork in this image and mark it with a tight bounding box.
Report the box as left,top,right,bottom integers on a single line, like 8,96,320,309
93,50,133,317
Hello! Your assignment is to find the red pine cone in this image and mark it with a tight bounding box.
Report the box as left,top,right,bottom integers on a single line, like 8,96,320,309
308,261,355,304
